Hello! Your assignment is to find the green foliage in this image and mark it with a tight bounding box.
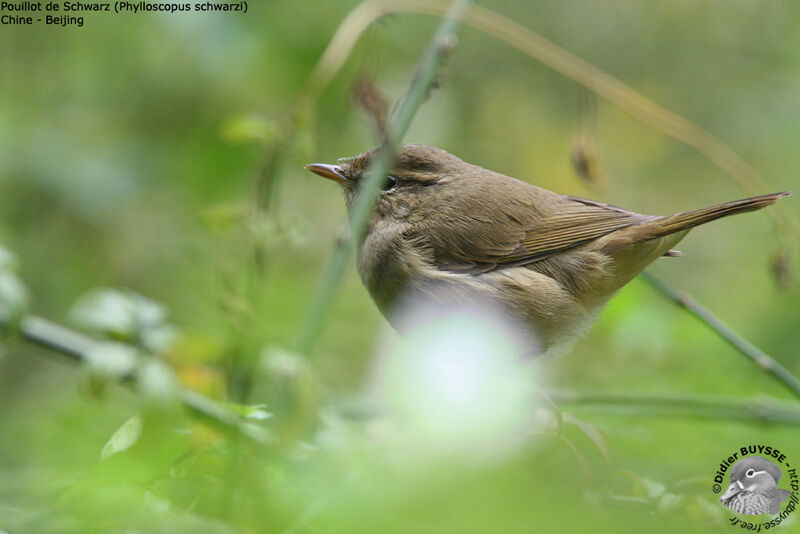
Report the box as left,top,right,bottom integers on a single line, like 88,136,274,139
101,414,143,461
0,245,29,323
71,288,176,353
1,1,799,533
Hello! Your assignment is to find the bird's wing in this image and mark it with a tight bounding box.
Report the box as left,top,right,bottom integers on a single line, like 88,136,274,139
518,197,647,261
419,190,649,274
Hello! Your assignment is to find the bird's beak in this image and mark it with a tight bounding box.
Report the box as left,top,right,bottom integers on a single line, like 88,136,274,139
720,480,743,502
305,163,348,184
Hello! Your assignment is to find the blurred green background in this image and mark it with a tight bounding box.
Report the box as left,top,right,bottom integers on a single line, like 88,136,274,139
1,1,799,532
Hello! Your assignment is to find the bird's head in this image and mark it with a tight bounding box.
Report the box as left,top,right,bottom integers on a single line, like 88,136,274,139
720,456,782,503
305,144,468,219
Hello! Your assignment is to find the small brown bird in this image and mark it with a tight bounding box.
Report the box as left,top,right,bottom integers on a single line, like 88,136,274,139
720,456,791,515
306,145,788,356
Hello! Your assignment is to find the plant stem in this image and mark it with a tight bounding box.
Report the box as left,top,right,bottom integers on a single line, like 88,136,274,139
549,390,800,425
8,306,800,434
292,0,471,355
0,307,270,445
640,271,800,401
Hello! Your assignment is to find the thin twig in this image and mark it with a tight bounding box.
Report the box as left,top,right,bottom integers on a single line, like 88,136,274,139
549,390,800,424
639,271,800,401
292,0,472,355
294,0,798,247
0,307,270,445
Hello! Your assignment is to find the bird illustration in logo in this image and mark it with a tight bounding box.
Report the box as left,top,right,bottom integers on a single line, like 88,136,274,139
720,456,791,515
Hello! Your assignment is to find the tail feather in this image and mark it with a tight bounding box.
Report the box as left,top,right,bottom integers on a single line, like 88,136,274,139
631,192,789,242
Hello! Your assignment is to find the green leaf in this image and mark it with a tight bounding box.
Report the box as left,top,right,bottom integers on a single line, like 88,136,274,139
634,476,667,500
563,413,610,460
137,359,179,406
228,403,273,421
71,288,140,338
0,270,28,320
0,245,19,271
200,201,250,232
260,346,309,379
657,493,683,513
84,342,139,379
247,212,310,250
101,414,143,460
71,288,176,352
220,113,280,145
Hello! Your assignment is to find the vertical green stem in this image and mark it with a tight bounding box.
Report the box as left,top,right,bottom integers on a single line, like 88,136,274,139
292,0,472,355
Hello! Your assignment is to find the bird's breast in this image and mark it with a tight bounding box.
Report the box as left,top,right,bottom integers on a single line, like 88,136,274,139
357,224,593,354
724,492,772,515
357,223,503,324
357,220,418,315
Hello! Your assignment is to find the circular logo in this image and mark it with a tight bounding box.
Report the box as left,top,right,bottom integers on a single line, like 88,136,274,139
712,445,798,528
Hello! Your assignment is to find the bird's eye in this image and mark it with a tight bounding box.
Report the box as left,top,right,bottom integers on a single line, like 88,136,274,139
746,469,755,477
382,175,398,191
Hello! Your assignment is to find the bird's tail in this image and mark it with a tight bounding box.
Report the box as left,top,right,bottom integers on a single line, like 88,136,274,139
631,192,790,242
